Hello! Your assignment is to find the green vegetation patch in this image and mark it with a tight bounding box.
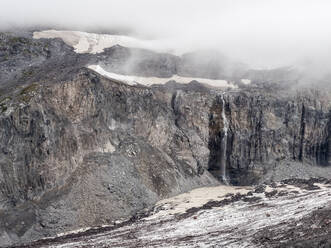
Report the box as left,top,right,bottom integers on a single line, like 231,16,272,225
20,83,39,95
21,69,34,79
18,83,39,104
0,96,11,103
0,103,7,113
8,36,29,44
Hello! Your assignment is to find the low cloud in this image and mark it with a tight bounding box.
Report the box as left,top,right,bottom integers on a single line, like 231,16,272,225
1,0,331,72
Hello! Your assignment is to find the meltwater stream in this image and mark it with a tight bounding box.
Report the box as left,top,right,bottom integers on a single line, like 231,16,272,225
220,93,229,185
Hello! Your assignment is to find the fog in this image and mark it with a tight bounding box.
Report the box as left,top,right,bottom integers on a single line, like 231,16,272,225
1,0,331,71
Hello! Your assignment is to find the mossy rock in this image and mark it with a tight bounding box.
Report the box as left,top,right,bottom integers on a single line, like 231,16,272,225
0,54,9,61
20,83,39,95
21,69,34,79
0,96,12,103
8,36,29,44
0,103,7,113
18,83,39,104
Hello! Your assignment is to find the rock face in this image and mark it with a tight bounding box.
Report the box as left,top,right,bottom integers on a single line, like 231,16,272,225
0,32,330,246
215,88,331,185
0,70,219,245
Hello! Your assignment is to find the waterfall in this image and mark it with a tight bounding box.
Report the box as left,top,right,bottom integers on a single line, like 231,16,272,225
220,93,229,185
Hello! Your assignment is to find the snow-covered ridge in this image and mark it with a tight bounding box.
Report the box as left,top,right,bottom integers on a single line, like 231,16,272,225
33,30,176,54
88,64,237,88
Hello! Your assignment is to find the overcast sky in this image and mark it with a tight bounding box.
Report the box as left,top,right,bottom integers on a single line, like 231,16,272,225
1,0,331,69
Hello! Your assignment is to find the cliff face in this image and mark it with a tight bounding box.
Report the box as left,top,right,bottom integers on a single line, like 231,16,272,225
168,84,331,185
0,32,331,246
0,70,220,245
217,89,331,185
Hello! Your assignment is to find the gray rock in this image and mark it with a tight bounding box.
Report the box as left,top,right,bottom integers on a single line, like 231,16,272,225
0,31,330,246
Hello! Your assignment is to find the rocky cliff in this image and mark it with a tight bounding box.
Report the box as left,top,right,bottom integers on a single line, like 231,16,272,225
0,32,330,246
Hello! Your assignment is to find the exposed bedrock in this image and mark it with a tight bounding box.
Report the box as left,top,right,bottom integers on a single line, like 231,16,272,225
208,89,331,185
0,70,220,245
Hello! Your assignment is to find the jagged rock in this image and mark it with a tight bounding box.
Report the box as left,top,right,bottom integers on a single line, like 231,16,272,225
254,185,266,193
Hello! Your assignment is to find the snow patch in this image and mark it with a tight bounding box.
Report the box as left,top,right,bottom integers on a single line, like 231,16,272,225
147,185,251,219
101,141,116,153
47,182,331,248
33,30,176,54
241,79,251,85
88,65,237,88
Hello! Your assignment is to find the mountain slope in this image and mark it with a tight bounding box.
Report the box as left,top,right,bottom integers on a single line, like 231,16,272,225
0,31,330,246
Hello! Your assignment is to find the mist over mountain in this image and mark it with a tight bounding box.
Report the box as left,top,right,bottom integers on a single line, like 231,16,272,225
1,0,331,72
1,1,331,247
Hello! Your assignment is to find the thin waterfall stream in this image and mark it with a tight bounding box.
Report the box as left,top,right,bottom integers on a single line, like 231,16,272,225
220,93,229,185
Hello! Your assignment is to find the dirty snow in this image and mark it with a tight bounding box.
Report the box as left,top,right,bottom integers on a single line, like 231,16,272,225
34,182,331,248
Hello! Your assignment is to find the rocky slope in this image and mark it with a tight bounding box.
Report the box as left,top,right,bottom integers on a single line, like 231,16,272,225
8,179,331,248
0,31,330,246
